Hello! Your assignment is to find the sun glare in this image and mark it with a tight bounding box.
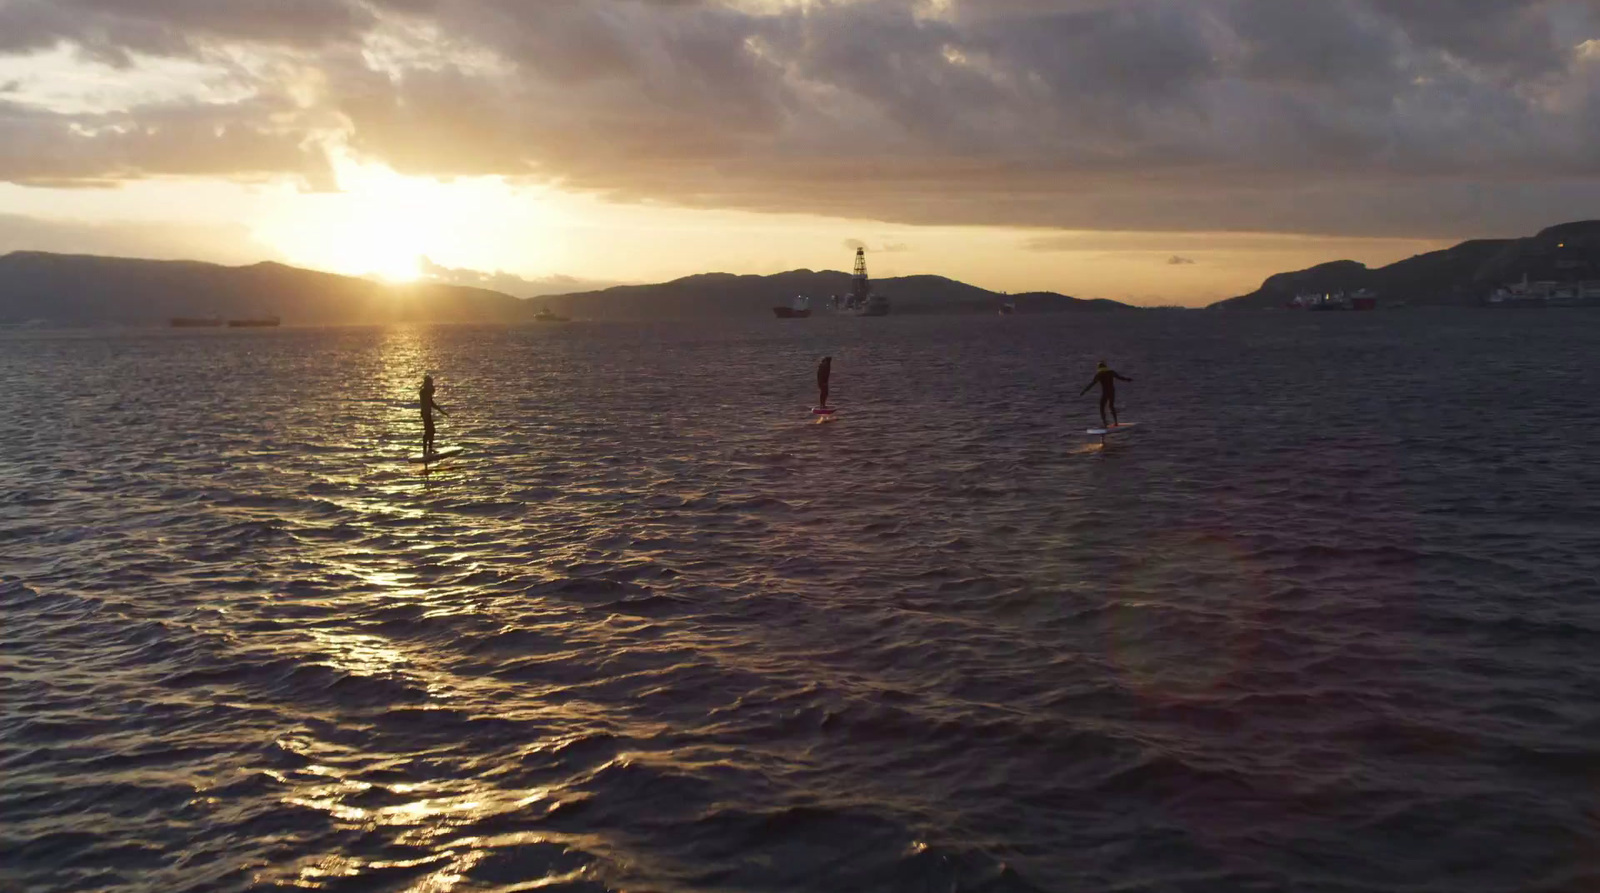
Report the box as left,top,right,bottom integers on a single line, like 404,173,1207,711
251,157,558,285
325,163,435,282
346,228,424,283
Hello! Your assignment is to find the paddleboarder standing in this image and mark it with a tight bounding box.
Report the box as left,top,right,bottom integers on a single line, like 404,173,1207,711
421,374,449,455
817,356,832,408
1080,360,1132,428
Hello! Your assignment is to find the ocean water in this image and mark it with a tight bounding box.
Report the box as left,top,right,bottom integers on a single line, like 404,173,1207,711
3,311,1599,893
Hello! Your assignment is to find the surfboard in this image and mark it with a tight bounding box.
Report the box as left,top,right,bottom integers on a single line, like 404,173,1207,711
1087,423,1138,436
812,407,837,415
408,446,464,464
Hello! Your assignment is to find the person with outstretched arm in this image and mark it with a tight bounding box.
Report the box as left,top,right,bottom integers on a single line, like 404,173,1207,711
420,374,449,455
1080,360,1132,428
817,356,832,408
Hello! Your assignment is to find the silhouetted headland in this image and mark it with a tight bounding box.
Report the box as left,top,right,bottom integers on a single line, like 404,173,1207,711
1212,220,1600,310
0,251,1132,327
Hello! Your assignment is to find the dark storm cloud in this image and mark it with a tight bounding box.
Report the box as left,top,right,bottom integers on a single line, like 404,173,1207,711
1378,0,1574,78
1,0,1598,237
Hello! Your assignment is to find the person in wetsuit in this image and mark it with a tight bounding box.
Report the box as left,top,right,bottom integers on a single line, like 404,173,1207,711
420,375,449,455
1079,360,1132,428
817,356,832,408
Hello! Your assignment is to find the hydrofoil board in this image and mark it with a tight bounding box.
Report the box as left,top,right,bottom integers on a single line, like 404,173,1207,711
1087,423,1138,436
408,446,464,464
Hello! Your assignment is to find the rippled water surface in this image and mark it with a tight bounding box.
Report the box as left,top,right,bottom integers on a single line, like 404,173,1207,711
4,312,1600,892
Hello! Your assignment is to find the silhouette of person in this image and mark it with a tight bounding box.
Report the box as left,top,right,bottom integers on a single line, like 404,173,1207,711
817,356,832,408
420,375,449,455
1079,360,1132,428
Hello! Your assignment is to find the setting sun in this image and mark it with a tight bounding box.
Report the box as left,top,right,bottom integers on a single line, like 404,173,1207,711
249,157,559,285
343,233,423,283
251,160,447,282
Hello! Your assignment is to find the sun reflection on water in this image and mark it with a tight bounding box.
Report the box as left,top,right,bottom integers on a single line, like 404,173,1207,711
268,762,567,890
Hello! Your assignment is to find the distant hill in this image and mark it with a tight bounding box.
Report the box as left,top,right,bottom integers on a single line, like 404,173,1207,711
0,252,1132,325
0,252,526,326
1211,221,1600,310
535,270,1128,319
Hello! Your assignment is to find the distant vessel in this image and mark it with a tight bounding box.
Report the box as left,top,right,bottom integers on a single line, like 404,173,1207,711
774,295,812,319
1488,274,1600,307
999,300,1017,315
1489,277,1546,308
830,248,891,316
227,317,280,328
533,308,571,322
1289,289,1378,311
170,317,223,328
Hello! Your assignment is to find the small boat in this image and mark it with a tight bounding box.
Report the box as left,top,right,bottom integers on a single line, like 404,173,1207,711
227,317,280,328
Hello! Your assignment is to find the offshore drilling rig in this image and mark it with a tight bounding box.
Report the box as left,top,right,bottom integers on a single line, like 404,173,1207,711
835,247,891,316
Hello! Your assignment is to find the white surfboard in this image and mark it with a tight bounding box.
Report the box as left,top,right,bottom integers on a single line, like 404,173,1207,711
408,446,465,464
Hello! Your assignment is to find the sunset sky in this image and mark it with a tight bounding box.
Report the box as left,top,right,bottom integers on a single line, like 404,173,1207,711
1,0,1597,305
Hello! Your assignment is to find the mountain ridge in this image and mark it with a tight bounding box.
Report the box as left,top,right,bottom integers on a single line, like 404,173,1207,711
0,251,525,326
0,252,1132,325
534,269,1129,319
